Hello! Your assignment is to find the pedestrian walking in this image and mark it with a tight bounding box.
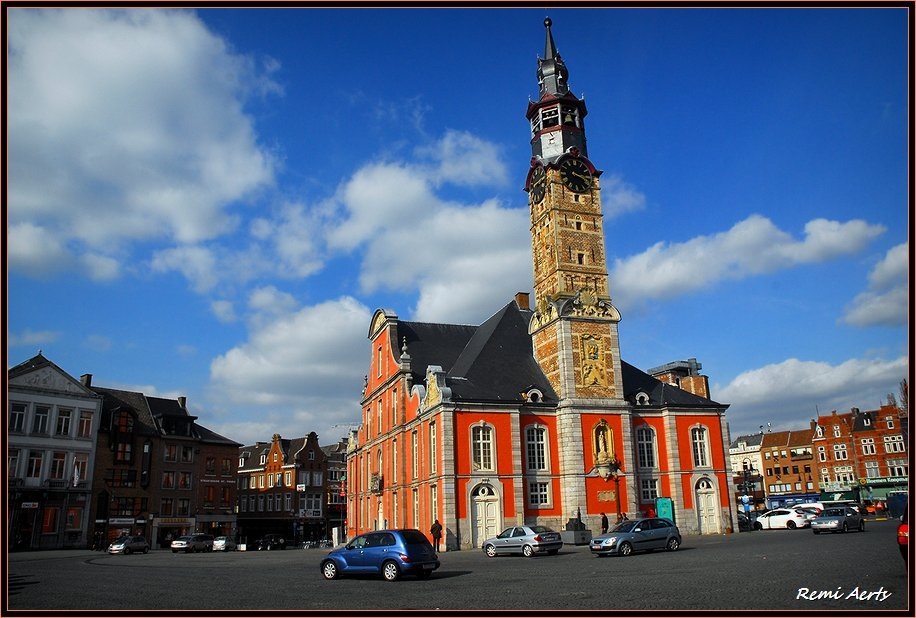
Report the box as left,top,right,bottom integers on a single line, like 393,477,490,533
430,519,443,551
600,512,609,534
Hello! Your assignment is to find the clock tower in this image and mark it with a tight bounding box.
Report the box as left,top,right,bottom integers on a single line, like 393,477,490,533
525,18,625,406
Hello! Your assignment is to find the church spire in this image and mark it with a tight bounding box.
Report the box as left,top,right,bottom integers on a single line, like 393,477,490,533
538,17,569,98
527,17,588,162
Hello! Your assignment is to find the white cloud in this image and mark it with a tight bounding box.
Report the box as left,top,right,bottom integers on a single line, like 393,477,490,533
7,329,60,347
211,300,237,323
208,295,370,410
842,243,908,327
7,222,72,278
417,130,509,187
611,214,885,309
718,355,908,437
7,8,277,277
600,174,646,218
150,246,219,293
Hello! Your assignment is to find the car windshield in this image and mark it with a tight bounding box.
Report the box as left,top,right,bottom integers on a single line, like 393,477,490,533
611,520,638,533
823,508,845,516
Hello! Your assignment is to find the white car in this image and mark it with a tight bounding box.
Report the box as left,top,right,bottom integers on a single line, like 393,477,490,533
754,508,811,530
213,536,237,551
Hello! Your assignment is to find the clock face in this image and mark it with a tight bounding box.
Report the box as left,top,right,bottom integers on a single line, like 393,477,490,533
529,165,547,203
559,157,592,193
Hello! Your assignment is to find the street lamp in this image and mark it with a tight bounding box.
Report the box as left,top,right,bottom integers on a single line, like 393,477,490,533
741,460,759,529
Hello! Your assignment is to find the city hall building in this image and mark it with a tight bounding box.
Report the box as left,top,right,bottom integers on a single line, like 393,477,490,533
346,18,734,549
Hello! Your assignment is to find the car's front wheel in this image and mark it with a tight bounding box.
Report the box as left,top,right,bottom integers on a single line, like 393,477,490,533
618,542,633,556
754,522,763,530
786,521,796,529
382,560,401,582
321,560,339,580
124,548,132,555
522,544,534,557
143,547,149,554
666,537,680,551
484,544,497,558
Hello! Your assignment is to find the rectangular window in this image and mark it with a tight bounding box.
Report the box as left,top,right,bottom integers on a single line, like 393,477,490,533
887,459,908,476
691,427,709,467
864,460,881,478
33,406,50,434
55,408,72,436
412,488,419,528
833,444,848,461
240,497,247,513
49,452,67,479
285,493,293,511
429,422,438,474
377,399,383,434
9,449,20,478
472,426,494,471
78,410,93,438
430,484,438,520
73,454,88,486
178,472,192,490
181,446,194,463
285,471,293,486
177,499,190,517
640,478,658,502
205,457,216,476
412,430,419,478
164,445,178,462
861,438,876,455
9,403,26,433
312,471,323,486
160,498,174,517
27,451,43,478
391,389,398,426
528,481,549,505
392,439,398,483
41,507,60,534
817,446,827,462
66,507,83,530
222,458,232,476
205,485,216,505
162,471,175,489
115,441,132,463
525,426,547,471
883,435,906,453
267,494,274,511
222,486,231,506
637,428,656,468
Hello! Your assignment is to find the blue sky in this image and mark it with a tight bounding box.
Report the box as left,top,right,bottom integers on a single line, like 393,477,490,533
7,7,910,447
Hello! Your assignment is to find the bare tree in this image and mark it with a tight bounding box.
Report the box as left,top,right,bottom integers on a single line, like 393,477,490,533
899,378,908,415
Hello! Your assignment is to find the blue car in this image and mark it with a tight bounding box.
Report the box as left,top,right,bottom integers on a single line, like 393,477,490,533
320,529,440,581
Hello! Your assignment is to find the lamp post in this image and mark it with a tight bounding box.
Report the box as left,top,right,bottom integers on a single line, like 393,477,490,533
741,460,759,529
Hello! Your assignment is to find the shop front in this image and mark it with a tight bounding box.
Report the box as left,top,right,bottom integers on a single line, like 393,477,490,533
151,516,196,549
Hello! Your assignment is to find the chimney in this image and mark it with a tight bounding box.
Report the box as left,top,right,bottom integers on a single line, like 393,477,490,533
80,374,92,387
178,396,187,409
515,292,530,310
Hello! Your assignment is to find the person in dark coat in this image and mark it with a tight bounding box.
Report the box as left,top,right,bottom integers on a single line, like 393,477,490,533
430,519,443,551
600,512,609,534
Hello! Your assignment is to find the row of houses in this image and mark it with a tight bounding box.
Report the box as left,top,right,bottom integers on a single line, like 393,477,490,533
7,352,346,551
729,403,908,513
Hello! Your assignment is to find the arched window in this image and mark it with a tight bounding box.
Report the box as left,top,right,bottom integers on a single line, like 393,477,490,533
636,426,656,469
691,426,710,468
471,424,495,471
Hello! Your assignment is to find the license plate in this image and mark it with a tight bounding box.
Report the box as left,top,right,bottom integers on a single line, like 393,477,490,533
422,563,434,570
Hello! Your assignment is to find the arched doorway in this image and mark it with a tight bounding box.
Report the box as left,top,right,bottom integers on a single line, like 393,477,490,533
695,478,721,534
470,484,501,548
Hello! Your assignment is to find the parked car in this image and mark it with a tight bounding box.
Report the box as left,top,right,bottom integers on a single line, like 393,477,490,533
590,517,681,556
213,536,237,551
753,508,810,530
482,525,563,557
255,534,287,551
898,505,908,562
810,506,866,534
170,533,214,553
737,512,759,532
108,535,150,555
320,529,440,581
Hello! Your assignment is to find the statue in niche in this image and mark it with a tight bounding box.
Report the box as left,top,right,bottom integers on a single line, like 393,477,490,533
593,421,620,480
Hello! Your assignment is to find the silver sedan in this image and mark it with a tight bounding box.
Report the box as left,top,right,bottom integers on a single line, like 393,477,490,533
811,506,866,534
483,525,563,557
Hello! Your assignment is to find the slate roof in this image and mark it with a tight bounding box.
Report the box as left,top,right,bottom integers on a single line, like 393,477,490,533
391,300,724,409
91,386,238,446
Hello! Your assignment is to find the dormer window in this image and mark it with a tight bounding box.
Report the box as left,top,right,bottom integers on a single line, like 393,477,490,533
635,392,650,406
260,454,266,465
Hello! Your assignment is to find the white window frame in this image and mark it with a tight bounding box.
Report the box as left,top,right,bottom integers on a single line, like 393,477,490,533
691,426,710,468
525,425,548,472
636,426,656,469
471,424,495,472
429,422,437,475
